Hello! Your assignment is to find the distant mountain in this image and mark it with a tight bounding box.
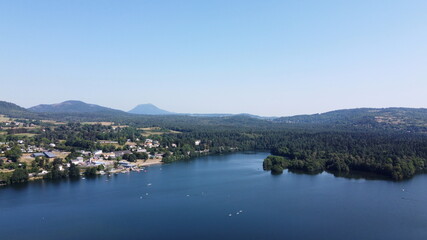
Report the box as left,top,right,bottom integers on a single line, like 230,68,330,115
128,104,174,115
0,100,31,116
127,104,269,118
28,100,125,114
2,99,426,133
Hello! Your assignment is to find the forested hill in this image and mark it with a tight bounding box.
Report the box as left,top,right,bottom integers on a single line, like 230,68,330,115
0,100,273,130
1,100,427,133
275,108,427,133
0,101,36,117
29,100,126,114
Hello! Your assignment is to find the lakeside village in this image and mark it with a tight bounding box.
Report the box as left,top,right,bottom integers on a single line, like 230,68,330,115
0,117,210,185
0,138,206,185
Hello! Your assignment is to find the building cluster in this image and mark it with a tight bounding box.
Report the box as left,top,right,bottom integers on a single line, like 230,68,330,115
32,152,57,158
0,121,23,128
142,139,160,148
0,140,46,155
68,139,165,169
67,148,155,173
1,135,210,178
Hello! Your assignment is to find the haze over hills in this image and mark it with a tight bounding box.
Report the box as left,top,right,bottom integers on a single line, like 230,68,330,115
26,100,265,117
127,104,261,117
0,100,426,132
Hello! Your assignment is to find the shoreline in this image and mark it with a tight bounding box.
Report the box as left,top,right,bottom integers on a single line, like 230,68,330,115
135,158,163,167
1,159,164,186
94,158,163,175
3,151,425,187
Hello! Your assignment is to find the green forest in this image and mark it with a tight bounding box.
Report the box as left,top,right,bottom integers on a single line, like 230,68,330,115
1,100,427,182
263,131,427,180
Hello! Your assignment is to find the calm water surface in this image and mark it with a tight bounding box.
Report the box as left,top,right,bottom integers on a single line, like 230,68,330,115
1,152,427,240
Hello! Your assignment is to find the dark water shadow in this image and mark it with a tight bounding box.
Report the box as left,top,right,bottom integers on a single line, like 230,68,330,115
274,168,396,182
327,170,392,181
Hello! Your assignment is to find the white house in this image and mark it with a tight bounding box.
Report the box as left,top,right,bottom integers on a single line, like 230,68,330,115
71,157,84,165
93,150,103,156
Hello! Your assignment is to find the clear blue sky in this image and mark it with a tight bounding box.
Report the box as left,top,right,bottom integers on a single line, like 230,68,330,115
1,0,426,116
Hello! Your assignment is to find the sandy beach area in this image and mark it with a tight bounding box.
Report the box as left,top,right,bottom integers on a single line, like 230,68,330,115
135,158,163,167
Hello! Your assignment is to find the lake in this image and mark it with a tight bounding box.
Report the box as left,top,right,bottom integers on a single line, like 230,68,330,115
1,152,426,240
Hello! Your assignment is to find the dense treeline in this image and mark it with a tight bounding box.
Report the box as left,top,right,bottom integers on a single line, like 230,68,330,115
3,123,427,181
6,120,427,181
155,129,427,181
263,132,427,180
2,100,427,182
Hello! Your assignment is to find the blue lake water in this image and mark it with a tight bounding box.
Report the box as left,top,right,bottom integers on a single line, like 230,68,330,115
1,152,427,240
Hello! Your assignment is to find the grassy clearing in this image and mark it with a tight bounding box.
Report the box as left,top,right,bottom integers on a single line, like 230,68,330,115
0,131,7,135
125,142,137,146
99,142,121,148
41,120,66,125
52,151,70,159
19,154,35,164
112,125,129,128
12,133,37,137
0,115,12,122
140,127,181,137
82,121,115,126
139,127,160,131
142,132,164,137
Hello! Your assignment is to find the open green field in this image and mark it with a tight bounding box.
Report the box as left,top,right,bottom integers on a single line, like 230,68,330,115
12,133,37,137
139,127,181,136
41,120,66,125
82,121,115,126
98,142,122,148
